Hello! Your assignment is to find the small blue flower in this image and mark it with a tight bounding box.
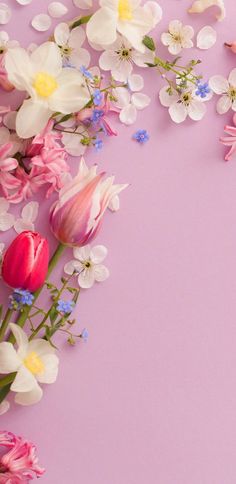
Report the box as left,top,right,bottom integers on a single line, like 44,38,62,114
195,81,211,99
133,129,150,144
90,109,104,124
57,300,75,315
93,89,103,106
93,138,103,152
9,289,34,309
81,328,89,342
80,66,93,80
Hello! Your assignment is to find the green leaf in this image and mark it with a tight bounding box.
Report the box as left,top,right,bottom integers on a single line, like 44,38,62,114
70,15,92,30
143,35,156,51
0,383,11,405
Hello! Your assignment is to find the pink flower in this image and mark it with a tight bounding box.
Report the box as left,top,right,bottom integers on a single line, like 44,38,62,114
31,145,69,197
0,431,44,483
0,143,19,198
220,125,236,161
25,120,61,157
6,166,45,204
50,157,127,247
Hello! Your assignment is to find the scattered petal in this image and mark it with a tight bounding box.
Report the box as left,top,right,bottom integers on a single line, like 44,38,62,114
197,25,217,49
16,0,32,4
48,2,68,18
0,3,11,25
73,0,93,9
188,0,225,21
31,14,52,32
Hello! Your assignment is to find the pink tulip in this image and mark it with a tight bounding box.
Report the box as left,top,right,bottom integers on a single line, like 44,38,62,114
2,231,49,292
50,157,127,247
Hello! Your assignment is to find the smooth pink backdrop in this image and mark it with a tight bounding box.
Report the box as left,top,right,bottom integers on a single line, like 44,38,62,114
1,0,236,483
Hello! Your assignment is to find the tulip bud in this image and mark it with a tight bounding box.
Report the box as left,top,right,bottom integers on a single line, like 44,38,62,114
50,157,128,247
224,42,236,54
2,231,49,292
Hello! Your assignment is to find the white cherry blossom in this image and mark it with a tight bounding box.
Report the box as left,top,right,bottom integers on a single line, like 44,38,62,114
54,22,90,69
64,244,109,289
112,73,150,125
159,84,207,123
209,68,236,114
161,20,194,55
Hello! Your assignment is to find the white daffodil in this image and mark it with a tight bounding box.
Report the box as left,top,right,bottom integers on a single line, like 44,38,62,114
159,84,207,123
86,0,162,52
0,31,18,53
54,23,90,69
0,198,15,231
112,73,150,125
99,34,154,82
5,42,90,139
161,20,194,55
0,323,59,406
209,68,236,114
64,244,109,289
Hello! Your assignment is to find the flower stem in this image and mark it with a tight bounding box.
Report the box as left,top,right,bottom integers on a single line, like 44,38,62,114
0,308,14,342
8,243,66,343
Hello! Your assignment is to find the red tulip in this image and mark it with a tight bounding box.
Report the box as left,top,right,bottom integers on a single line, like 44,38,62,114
2,231,49,292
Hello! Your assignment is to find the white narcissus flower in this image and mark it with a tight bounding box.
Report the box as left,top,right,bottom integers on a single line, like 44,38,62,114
64,244,109,289
54,23,90,69
159,85,207,123
112,73,150,125
0,323,59,406
161,20,194,55
0,198,15,231
209,68,236,114
99,34,154,82
86,0,162,52
5,42,90,139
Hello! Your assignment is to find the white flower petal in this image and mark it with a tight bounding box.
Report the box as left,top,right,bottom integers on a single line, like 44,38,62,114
0,197,9,214
229,68,236,87
11,366,36,393
159,86,179,107
143,1,162,25
0,3,11,25
73,0,93,8
90,245,108,264
5,47,33,92
131,92,150,109
0,400,10,415
21,201,39,223
0,343,20,373
14,219,34,234
32,14,52,32
49,69,89,114
78,267,95,289
73,245,91,262
161,32,172,46
108,194,120,212
94,264,110,282
112,87,131,108
188,99,206,120
128,74,144,92
0,213,15,231
119,103,137,125
69,26,86,49
216,95,231,114
16,100,52,139
9,323,28,355
37,354,59,384
86,7,118,47
30,42,62,76
15,384,43,406
16,0,32,4
169,19,182,34
169,102,187,123
54,22,70,46
64,259,83,275
62,132,87,157
209,75,229,94
197,25,217,50
48,2,68,18
28,339,56,357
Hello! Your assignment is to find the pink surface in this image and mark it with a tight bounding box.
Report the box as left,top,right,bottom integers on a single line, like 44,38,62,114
2,1,236,483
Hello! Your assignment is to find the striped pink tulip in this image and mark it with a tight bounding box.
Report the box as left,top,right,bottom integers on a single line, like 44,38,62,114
50,157,127,247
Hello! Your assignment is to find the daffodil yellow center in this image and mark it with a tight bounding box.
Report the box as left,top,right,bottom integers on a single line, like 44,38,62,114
24,352,44,375
118,0,133,20
33,72,58,98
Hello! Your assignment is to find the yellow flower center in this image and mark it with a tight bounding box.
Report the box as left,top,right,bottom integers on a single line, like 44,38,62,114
24,351,44,375
33,72,58,98
118,0,133,20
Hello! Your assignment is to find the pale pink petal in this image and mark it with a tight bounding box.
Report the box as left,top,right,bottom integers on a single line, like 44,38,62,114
78,267,95,289
48,2,68,18
169,102,187,123
188,100,206,120
131,92,150,109
209,75,229,94
31,14,52,32
90,245,108,264
119,104,137,125
94,264,110,282
216,95,231,114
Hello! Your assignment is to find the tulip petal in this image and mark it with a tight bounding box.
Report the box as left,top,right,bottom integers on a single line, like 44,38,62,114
0,343,20,373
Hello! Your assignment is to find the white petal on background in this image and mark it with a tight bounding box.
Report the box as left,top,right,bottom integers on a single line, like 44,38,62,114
228,68,236,87
73,245,91,262
48,2,68,18
0,213,15,231
14,219,34,234
16,0,32,4
73,0,93,9
9,323,28,353
159,86,179,107
120,104,137,125
15,384,43,406
94,264,110,282
216,95,231,114
108,194,120,212
78,267,95,289
11,365,36,392
0,3,11,25
128,74,144,92
209,75,229,94
21,201,39,223
187,100,206,120
64,259,83,275
143,1,162,25
197,26,217,49
90,245,108,264
132,92,150,110
0,400,10,415
169,102,187,123
31,14,52,32
37,354,59,384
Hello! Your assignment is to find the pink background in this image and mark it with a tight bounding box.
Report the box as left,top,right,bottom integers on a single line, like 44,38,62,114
1,0,236,482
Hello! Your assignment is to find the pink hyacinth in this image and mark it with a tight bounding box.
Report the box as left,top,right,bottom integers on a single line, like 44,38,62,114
25,120,62,157
220,125,236,161
0,431,44,483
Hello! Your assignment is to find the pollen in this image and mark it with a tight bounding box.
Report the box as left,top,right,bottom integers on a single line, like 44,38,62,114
118,0,133,21
33,72,58,98
24,351,45,375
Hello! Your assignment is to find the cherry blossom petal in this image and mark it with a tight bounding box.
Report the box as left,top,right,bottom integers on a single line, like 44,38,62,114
113,87,131,108
16,0,32,4
64,259,83,275
73,245,91,262
90,245,108,264
229,68,236,87
14,219,35,234
128,74,144,92
131,92,150,109
69,26,86,49
48,2,68,18
94,264,110,282
0,212,15,231
0,197,9,214
119,103,137,125
78,267,95,289
216,95,231,114
21,201,39,223
54,22,70,45
73,0,93,9
31,14,52,32
159,86,179,107
0,3,11,25
209,75,229,94
169,102,187,123
197,26,217,49
187,100,206,120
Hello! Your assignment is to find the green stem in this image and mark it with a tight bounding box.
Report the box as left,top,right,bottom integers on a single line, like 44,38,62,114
0,308,14,342
70,14,92,30
8,243,65,343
